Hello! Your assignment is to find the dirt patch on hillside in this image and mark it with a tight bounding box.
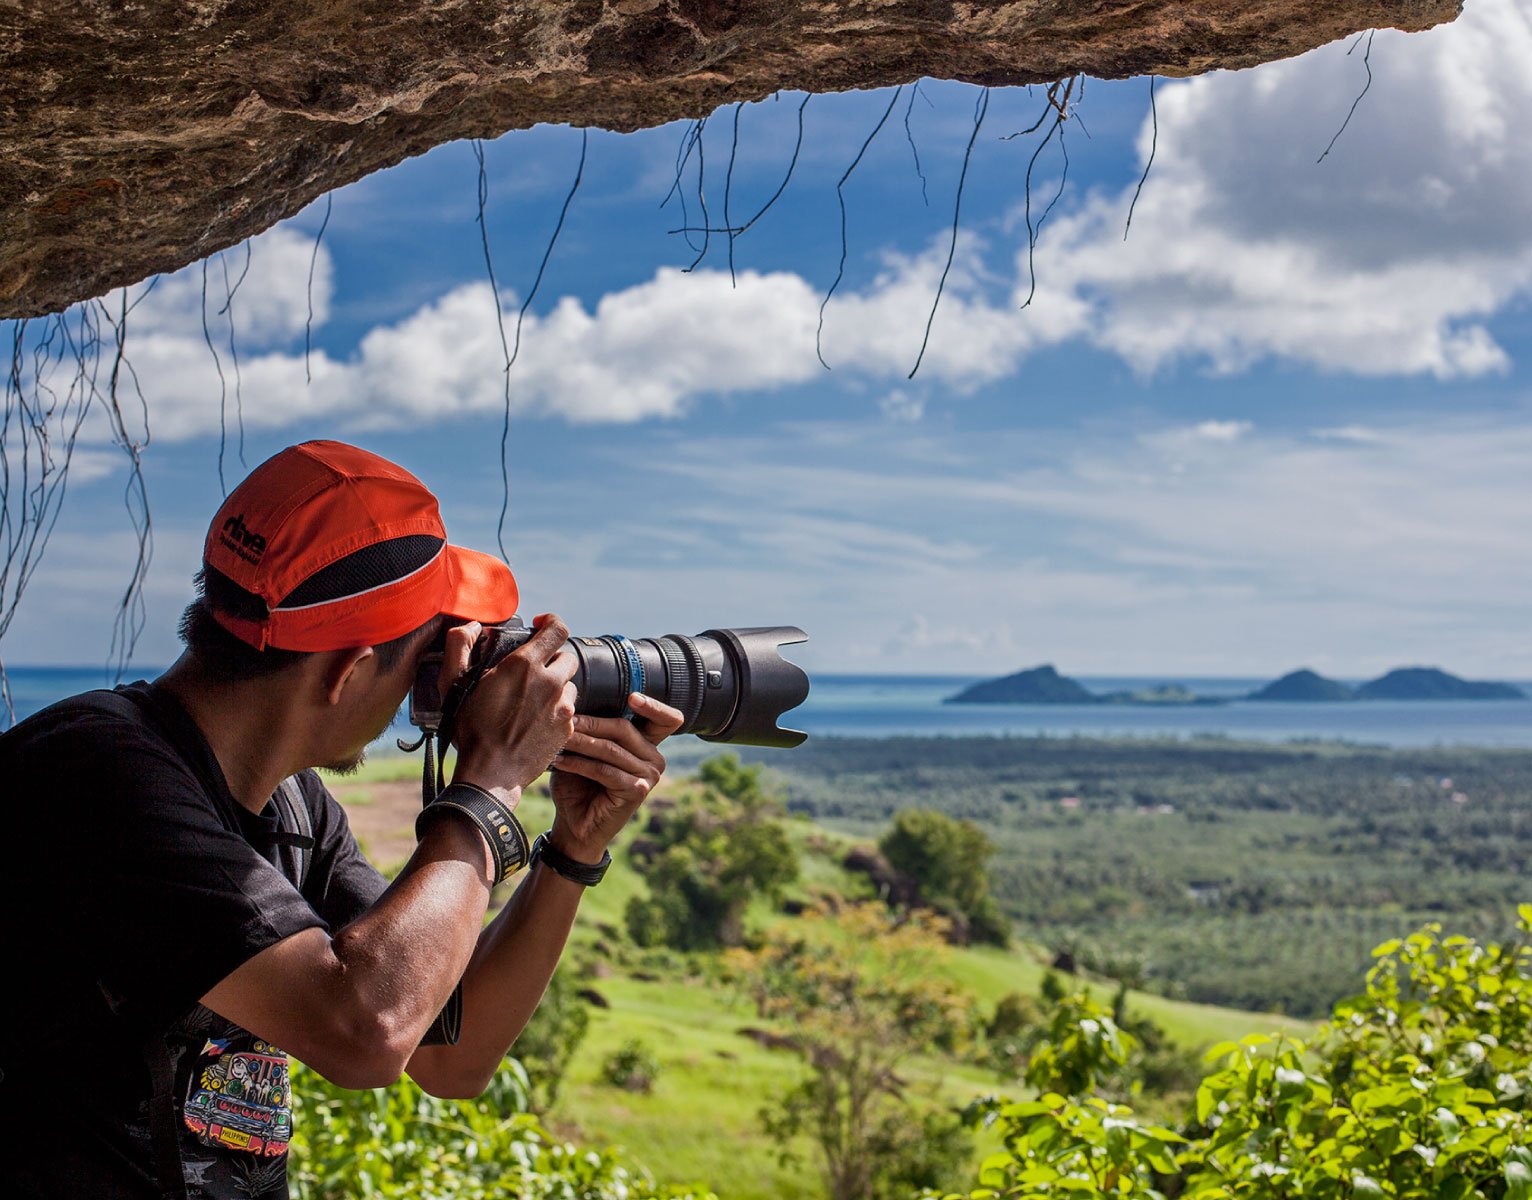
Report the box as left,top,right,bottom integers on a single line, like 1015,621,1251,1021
329,778,422,872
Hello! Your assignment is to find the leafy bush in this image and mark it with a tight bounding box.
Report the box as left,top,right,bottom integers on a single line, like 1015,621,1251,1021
940,908,1532,1199
878,808,1009,947
601,1039,661,1094
625,754,799,950
289,1057,714,1199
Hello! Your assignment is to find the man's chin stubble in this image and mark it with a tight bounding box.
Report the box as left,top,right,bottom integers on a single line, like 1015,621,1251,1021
320,748,367,776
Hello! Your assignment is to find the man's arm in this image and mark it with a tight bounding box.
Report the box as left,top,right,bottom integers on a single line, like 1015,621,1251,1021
201,616,578,1089
405,692,683,1098
202,814,497,1088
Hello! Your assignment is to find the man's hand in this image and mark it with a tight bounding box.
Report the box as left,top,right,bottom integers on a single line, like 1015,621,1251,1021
446,614,579,797
548,693,684,862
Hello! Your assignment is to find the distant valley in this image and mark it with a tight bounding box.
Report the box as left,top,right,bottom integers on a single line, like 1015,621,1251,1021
945,664,1526,705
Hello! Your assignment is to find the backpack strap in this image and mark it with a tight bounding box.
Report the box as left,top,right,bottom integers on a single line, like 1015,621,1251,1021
143,1032,190,1200
271,774,316,892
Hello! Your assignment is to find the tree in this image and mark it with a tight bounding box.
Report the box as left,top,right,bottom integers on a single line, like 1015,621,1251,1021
625,754,799,950
877,808,1010,947
728,902,975,1200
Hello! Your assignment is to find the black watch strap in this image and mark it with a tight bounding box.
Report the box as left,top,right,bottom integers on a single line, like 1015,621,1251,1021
416,782,530,884
530,832,611,886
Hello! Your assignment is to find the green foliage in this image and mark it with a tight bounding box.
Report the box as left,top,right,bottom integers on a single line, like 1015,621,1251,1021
733,735,1532,1016
289,1058,715,1200
989,992,1045,1042
511,965,591,1110
938,910,1532,1199
879,808,1010,947
625,755,799,950
1022,992,1136,1100
601,1039,661,1094
728,903,976,1200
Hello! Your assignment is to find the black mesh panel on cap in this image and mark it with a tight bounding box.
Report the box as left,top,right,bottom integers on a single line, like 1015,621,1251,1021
276,534,445,609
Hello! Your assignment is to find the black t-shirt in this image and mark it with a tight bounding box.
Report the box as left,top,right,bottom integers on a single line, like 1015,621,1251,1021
0,682,390,1199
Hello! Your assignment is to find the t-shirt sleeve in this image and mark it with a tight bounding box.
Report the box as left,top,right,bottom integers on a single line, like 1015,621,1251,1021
65,720,326,1029
295,769,389,930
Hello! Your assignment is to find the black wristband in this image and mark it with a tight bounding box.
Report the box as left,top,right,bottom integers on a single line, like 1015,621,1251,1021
417,782,530,884
529,832,611,887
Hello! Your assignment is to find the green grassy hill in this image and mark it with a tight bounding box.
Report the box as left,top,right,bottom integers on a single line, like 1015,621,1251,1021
326,753,1311,1200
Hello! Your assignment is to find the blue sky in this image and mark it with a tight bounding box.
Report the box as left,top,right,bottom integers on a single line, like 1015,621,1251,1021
8,0,1532,678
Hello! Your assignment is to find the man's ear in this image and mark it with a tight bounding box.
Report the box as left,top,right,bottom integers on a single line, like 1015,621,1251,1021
320,645,376,707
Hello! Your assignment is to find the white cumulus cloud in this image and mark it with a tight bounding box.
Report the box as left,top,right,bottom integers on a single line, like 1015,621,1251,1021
1031,0,1532,378
88,229,1042,439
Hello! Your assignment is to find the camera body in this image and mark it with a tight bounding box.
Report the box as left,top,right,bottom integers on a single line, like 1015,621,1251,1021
410,618,810,748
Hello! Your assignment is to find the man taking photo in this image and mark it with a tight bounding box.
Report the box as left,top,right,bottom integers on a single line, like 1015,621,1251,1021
0,440,682,1199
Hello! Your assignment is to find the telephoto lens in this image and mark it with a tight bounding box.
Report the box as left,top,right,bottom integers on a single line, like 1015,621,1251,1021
411,619,811,748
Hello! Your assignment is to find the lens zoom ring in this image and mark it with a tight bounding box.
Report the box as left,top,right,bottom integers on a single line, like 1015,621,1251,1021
660,635,705,731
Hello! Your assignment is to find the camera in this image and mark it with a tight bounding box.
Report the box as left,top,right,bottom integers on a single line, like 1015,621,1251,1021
410,618,811,748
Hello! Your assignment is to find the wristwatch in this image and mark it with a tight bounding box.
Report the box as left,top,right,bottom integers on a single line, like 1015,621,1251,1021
530,832,611,886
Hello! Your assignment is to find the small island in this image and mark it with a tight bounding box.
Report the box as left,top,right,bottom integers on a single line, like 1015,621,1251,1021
1247,669,1355,702
1098,685,1224,706
947,663,1527,706
944,666,1222,706
1355,667,1524,701
944,665,1097,705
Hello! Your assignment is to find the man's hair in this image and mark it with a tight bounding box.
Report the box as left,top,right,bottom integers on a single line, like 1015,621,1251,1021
179,568,443,683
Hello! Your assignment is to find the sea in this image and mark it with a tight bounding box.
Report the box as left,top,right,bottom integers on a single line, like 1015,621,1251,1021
7,666,1532,751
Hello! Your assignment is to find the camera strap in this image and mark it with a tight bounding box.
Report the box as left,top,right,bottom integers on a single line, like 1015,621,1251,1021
424,624,524,806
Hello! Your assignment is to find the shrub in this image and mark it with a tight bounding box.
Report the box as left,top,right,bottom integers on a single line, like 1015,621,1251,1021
878,808,1010,947
289,1057,714,1199
624,754,799,950
601,1039,661,1094
940,906,1532,1199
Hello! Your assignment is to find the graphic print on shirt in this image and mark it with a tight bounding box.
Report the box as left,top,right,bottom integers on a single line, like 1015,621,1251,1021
181,1017,292,1159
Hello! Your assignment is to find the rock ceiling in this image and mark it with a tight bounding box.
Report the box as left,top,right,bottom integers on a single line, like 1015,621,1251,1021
1,0,1460,318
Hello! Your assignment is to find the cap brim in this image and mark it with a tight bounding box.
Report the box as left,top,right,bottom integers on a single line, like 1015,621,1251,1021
442,544,519,625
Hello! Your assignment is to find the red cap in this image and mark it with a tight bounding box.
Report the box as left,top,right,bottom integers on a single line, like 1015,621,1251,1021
204,441,518,651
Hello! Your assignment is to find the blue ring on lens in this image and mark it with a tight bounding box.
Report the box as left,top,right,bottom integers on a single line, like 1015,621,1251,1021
605,635,644,720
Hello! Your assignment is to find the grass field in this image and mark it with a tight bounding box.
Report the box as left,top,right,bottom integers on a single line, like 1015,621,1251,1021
323,751,1311,1200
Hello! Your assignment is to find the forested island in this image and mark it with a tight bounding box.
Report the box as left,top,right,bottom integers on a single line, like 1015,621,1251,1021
947,663,1525,705
945,665,1226,706
1248,665,1525,702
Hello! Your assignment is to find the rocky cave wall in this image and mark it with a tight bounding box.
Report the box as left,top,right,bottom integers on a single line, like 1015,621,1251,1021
1,0,1460,318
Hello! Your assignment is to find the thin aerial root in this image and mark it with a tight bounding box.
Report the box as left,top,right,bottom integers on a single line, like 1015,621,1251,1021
663,121,705,254
1318,29,1375,163
1124,76,1158,240
684,117,712,272
219,251,247,469
723,103,742,286
217,240,252,316
817,86,903,370
97,290,153,679
904,82,930,206
305,193,333,383
909,87,989,380
510,127,588,369
200,258,230,494
1039,121,1071,234
1019,107,1063,310
471,139,517,566
666,94,810,242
